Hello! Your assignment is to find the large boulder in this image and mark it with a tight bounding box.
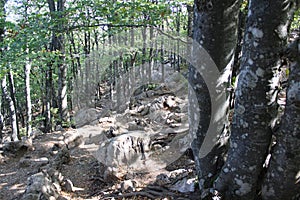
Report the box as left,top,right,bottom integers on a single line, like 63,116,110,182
93,131,152,178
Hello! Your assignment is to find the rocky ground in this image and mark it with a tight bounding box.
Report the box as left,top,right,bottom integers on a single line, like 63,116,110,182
0,65,202,200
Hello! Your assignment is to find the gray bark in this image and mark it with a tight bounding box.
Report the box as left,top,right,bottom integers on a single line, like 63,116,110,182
1,75,19,141
0,0,6,143
25,57,32,136
214,0,296,199
8,69,20,137
189,0,240,192
44,66,52,133
0,100,3,143
48,0,69,125
261,38,300,200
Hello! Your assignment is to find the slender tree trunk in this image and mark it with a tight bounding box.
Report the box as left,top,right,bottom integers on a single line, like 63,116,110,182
161,23,165,82
176,6,181,72
190,0,240,193
25,56,32,136
0,99,3,143
148,26,154,83
261,37,300,200
214,1,296,199
7,69,19,137
0,0,7,143
44,66,52,133
1,75,19,141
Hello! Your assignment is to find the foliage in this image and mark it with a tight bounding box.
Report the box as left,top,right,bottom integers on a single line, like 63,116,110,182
291,8,300,30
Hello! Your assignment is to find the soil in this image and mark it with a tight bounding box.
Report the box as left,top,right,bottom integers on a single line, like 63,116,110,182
0,129,200,200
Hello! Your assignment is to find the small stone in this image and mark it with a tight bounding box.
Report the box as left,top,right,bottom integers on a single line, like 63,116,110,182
223,168,229,173
120,180,136,192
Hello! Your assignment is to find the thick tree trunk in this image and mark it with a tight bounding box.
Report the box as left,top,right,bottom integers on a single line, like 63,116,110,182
190,0,240,192
261,38,300,200
48,0,68,125
214,1,296,199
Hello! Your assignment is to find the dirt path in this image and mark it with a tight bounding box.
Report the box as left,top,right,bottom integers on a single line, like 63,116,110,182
0,130,100,200
0,128,200,200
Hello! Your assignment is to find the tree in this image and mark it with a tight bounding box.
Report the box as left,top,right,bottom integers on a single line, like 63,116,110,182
48,0,69,128
1,75,19,141
24,51,32,137
0,0,19,141
213,1,297,199
189,0,241,191
0,0,6,143
261,38,300,200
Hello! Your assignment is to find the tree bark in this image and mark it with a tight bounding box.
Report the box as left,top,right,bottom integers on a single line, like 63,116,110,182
44,65,52,133
0,0,7,143
48,0,69,125
25,56,32,136
0,100,3,143
214,1,296,199
190,0,240,192
261,38,300,200
7,69,20,137
1,75,19,141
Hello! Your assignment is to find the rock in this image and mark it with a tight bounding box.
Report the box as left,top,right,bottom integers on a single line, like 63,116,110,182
155,173,170,186
61,179,74,192
93,131,152,178
64,134,84,149
3,138,34,155
170,177,196,193
120,180,136,192
22,171,59,200
75,108,110,128
128,121,145,131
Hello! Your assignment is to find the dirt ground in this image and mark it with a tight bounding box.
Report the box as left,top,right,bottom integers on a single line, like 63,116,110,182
0,129,200,200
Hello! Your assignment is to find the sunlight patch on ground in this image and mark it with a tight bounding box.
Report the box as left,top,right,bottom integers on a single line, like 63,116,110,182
0,171,16,177
9,183,25,193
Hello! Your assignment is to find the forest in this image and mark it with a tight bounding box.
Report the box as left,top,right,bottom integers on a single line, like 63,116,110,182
0,0,299,200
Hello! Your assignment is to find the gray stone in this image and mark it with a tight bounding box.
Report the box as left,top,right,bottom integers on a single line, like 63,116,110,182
93,131,152,177
22,171,59,200
170,178,196,193
120,180,136,192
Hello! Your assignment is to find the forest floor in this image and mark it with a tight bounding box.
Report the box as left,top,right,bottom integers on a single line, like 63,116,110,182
0,128,199,200
0,64,202,200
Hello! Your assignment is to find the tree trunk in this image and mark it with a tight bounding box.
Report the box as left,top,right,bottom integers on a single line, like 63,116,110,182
214,1,296,199
44,65,52,133
25,56,32,136
1,75,19,141
7,69,20,137
190,0,240,192
48,0,68,125
261,38,300,200
0,100,3,143
0,0,7,143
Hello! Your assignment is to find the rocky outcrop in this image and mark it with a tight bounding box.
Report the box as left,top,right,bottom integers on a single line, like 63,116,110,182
21,135,78,200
